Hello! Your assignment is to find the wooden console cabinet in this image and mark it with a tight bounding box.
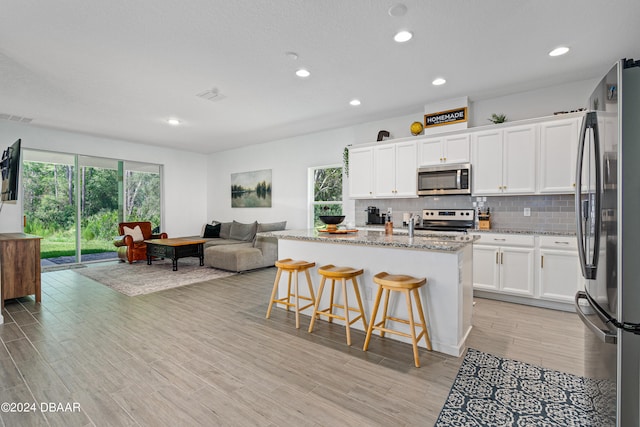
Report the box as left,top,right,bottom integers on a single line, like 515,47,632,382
0,233,41,312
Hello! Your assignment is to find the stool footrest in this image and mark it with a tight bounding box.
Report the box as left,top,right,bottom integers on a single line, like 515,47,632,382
372,326,412,339
316,308,364,325
384,316,425,328
371,321,426,339
286,294,314,302
273,297,314,312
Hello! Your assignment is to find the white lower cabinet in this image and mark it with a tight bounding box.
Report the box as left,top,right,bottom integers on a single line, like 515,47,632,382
473,234,535,297
474,233,581,310
537,236,581,303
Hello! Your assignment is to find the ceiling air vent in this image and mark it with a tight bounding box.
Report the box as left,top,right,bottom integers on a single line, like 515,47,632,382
0,113,33,123
196,88,226,102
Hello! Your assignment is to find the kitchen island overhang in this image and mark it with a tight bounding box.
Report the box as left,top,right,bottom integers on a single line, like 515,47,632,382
268,229,478,357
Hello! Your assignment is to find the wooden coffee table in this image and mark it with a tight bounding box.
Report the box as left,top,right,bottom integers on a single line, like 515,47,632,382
144,238,206,271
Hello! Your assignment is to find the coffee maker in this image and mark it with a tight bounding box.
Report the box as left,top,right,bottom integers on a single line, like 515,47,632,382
366,206,386,225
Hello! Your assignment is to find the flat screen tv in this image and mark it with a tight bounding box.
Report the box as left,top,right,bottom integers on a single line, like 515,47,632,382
1,138,21,202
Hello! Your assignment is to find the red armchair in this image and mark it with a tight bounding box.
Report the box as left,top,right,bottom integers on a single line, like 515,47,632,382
113,221,168,264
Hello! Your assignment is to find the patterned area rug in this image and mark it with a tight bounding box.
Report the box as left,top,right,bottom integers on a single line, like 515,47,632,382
74,257,236,296
435,348,616,427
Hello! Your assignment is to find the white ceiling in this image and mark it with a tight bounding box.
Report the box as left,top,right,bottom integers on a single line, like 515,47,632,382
2,1,640,154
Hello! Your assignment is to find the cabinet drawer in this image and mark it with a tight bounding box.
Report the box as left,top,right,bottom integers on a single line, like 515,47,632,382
473,233,535,247
539,235,577,250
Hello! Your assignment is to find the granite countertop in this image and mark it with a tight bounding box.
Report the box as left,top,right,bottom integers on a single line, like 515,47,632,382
470,228,576,237
268,229,479,252
358,224,575,237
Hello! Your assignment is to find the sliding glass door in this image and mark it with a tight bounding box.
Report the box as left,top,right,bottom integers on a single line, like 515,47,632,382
78,156,120,262
22,150,162,266
123,161,162,232
22,151,78,266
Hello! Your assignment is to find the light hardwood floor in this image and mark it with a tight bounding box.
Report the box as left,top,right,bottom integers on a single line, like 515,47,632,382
0,266,597,426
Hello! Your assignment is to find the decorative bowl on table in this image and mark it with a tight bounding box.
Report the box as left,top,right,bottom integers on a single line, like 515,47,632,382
319,215,345,232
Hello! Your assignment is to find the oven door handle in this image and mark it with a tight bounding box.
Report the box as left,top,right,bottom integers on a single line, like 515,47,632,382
574,291,617,344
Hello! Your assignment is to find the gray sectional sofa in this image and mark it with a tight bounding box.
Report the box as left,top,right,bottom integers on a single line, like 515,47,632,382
191,220,286,272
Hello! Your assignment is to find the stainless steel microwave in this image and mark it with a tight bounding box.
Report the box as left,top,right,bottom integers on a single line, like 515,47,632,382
417,163,471,196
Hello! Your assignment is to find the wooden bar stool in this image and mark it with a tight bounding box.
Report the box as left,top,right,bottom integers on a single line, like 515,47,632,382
266,258,316,329
308,265,368,346
363,272,432,367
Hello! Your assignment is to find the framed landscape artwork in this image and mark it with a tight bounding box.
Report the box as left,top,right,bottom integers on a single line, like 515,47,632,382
231,169,272,208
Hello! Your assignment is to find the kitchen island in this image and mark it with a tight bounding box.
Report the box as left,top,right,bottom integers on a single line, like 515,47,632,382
269,229,478,357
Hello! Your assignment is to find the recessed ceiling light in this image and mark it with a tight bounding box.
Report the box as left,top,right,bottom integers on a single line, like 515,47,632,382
549,46,570,57
388,3,408,17
393,30,413,43
432,78,446,86
166,118,181,126
349,99,361,106
296,68,310,78
285,51,299,60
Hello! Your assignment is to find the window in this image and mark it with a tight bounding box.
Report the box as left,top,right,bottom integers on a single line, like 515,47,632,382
309,165,343,229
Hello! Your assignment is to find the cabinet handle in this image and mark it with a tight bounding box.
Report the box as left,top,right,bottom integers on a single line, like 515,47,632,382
443,157,447,161
541,255,544,268
555,241,569,245
496,252,499,264
493,238,506,241
573,183,576,187
500,252,504,264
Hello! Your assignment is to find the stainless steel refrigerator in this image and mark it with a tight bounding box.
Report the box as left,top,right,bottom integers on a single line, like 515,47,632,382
575,58,640,426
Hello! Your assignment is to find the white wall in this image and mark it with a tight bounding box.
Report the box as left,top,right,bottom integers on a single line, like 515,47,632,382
206,112,424,229
208,128,353,229
469,78,598,127
207,78,598,228
0,121,208,236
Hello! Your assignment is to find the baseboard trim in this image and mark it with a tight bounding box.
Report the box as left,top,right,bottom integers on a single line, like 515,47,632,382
473,290,576,312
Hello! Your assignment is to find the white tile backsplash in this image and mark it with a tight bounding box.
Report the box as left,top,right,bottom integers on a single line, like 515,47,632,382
355,194,575,233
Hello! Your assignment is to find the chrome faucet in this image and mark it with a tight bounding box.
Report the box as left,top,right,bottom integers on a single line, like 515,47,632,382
408,213,415,238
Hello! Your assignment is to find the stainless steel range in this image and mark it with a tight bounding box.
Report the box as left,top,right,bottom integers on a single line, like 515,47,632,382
415,208,475,233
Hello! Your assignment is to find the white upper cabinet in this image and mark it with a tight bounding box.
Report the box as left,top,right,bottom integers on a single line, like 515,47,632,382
538,118,580,193
472,125,536,195
394,141,419,196
374,144,397,197
472,130,503,194
444,134,471,165
349,112,587,199
348,146,374,198
417,134,470,166
503,125,537,194
374,141,417,197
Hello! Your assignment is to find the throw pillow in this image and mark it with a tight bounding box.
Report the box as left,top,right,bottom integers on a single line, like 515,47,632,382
257,221,287,232
216,221,232,239
202,223,221,238
123,225,144,242
229,220,258,242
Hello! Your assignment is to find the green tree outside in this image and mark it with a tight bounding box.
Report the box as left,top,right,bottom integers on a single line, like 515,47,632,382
23,160,161,260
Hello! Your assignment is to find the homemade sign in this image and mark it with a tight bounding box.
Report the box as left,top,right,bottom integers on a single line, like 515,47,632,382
424,107,468,129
